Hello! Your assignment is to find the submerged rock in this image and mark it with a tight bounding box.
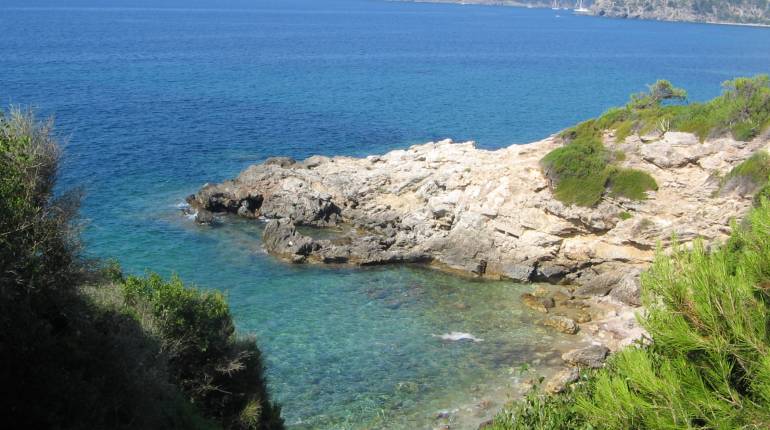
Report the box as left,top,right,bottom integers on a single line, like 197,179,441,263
544,315,579,334
262,218,320,261
194,208,215,224
521,293,555,313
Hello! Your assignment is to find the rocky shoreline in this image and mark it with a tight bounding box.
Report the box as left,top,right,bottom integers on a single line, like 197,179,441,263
186,130,764,416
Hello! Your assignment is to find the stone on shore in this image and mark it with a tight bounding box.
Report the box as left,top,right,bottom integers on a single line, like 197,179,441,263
545,367,580,394
610,269,643,306
521,293,555,313
562,345,610,368
544,315,579,334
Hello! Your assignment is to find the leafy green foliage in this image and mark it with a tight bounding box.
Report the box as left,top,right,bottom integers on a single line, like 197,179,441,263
727,150,770,185
753,183,770,207
544,119,657,206
544,76,770,207
602,75,770,142
120,274,284,430
0,107,283,429
492,196,770,429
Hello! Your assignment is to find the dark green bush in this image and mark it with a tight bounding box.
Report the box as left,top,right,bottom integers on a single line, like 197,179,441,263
545,122,657,206
0,107,282,429
121,274,284,430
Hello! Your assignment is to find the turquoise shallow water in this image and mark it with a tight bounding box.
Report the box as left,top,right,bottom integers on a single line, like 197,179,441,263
2,0,770,427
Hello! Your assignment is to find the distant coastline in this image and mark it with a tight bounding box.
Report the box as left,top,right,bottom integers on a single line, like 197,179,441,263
392,0,770,28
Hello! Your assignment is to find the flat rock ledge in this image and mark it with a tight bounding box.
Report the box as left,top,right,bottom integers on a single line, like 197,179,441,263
188,132,766,393
189,133,763,286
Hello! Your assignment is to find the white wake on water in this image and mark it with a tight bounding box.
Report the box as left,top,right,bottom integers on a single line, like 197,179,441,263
432,332,483,342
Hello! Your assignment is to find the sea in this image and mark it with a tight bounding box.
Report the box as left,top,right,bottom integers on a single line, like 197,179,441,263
2,0,770,427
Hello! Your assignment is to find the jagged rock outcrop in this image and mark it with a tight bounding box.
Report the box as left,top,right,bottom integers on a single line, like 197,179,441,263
190,132,765,295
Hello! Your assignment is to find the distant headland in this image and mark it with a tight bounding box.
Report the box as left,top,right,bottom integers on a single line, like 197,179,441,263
396,0,770,26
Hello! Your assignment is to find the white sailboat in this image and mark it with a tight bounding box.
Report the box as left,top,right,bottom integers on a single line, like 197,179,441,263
552,0,560,10
574,0,590,14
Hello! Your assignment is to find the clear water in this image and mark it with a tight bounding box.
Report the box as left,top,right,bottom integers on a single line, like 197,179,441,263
3,1,770,428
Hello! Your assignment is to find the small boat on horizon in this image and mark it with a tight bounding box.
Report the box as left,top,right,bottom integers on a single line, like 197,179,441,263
574,0,591,14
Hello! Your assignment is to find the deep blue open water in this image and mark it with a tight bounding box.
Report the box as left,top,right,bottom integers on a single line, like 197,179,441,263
2,0,770,427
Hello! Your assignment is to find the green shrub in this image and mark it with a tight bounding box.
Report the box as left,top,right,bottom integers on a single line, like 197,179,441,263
542,134,610,207
727,150,770,185
753,183,770,207
606,167,658,200
545,76,770,206
121,274,284,430
0,107,212,429
545,126,657,206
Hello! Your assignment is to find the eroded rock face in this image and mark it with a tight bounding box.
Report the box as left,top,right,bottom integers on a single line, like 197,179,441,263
190,133,764,291
261,217,432,266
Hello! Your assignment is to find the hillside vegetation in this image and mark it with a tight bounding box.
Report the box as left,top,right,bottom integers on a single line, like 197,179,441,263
544,75,770,207
591,0,770,25
398,0,770,25
493,76,770,429
0,107,283,429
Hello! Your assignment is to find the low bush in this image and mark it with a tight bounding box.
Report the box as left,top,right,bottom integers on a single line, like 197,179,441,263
541,134,610,206
544,125,657,206
606,167,658,200
604,75,770,143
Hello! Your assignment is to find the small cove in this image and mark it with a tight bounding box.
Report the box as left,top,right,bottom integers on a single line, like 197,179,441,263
3,0,770,427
